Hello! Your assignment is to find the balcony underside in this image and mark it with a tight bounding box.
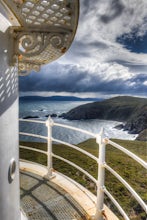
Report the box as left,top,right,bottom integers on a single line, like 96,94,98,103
1,0,79,75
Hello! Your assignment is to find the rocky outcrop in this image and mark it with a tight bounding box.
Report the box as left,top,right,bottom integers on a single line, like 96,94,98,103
23,115,39,119
136,129,147,141
45,114,57,118
60,102,134,121
124,105,147,133
60,96,147,135
114,124,124,130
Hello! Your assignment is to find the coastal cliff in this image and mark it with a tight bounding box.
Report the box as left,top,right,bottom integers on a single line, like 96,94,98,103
60,96,147,136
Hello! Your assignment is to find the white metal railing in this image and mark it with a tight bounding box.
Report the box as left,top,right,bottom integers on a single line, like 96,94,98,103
19,117,147,220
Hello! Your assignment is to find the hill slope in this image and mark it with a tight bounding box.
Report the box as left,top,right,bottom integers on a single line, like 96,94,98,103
60,96,147,134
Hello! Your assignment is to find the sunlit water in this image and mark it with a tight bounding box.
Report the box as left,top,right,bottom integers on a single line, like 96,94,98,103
19,100,137,144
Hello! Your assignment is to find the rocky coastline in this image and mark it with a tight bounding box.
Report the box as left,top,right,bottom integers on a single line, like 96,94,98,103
21,96,147,141
59,96,147,141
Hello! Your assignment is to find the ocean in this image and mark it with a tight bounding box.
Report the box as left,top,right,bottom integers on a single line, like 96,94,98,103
19,100,137,144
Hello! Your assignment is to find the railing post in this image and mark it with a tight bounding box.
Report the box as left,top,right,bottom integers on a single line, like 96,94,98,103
45,116,54,179
95,128,106,220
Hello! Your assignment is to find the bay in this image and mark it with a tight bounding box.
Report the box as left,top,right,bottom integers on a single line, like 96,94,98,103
19,100,137,144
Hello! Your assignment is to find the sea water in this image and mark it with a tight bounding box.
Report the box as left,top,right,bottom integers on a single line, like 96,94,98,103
19,100,137,144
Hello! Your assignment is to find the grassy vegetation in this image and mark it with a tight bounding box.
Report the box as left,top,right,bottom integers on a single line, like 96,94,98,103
20,139,147,220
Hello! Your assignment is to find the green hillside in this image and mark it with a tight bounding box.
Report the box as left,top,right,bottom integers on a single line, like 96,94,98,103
20,139,147,220
60,96,147,135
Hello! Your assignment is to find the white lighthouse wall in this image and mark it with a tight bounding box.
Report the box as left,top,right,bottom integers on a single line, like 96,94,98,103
0,30,20,220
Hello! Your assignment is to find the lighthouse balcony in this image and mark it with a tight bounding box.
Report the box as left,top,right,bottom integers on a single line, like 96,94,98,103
19,118,147,220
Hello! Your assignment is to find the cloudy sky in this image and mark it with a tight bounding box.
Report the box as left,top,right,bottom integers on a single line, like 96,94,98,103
19,0,147,98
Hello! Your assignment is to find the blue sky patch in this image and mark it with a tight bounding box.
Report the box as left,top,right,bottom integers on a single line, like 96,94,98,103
117,31,147,54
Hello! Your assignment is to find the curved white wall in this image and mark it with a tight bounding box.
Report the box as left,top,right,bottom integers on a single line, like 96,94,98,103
0,30,20,220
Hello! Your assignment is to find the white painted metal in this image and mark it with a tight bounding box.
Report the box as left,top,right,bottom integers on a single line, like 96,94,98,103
0,0,20,27
105,164,147,212
21,210,28,220
95,128,106,220
0,12,11,32
104,188,130,220
52,138,98,162
3,0,79,74
19,132,47,140
52,153,97,184
0,24,20,220
19,118,147,219
46,117,54,178
0,0,20,33
108,139,147,169
20,145,47,155
54,122,96,137
0,2,79,220
19,118,46,124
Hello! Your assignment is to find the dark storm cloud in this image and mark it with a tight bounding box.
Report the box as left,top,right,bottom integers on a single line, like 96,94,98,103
100,0,125,23
19,63,147,95
127,74,147,94
131,74,147,83
80,0,98,15
19,0,147,97
19,64,86,93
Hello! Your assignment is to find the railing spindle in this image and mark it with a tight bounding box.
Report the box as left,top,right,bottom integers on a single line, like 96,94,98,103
95,128,106,220
19,118,147,219
45,117,54,179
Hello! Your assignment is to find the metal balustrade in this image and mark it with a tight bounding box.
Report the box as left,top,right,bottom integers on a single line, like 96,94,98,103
19,117,147,220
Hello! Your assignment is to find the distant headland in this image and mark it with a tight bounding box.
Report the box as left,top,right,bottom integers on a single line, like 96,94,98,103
19,95,101,102
59,96,147,141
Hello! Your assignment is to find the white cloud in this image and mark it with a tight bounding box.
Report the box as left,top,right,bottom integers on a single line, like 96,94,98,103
55,0,147,98
143,81,147,86
78,0,147,42
59,0,147,66
21,0,147,98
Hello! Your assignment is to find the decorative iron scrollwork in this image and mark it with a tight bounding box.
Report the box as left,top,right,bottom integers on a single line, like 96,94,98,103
16,31,65,57
3,0,79,75
18,61,40,76
49,34,64,49
10,29,70,75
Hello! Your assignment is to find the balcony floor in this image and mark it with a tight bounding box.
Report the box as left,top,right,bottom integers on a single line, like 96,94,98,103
20,171,87,220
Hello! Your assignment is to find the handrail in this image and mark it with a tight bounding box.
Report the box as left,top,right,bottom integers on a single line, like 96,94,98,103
19,118,147,220
19,118,46,124
105,164,147,211
108,139,147,169
54,122,96,137
52,153,97,184
20,145,47,155
52,138,98,163
19,132,47,140
104,188,130,220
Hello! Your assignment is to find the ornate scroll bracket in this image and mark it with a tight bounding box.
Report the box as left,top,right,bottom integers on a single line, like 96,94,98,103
3,0,79,75
9,27,71,75
15,30,66,57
